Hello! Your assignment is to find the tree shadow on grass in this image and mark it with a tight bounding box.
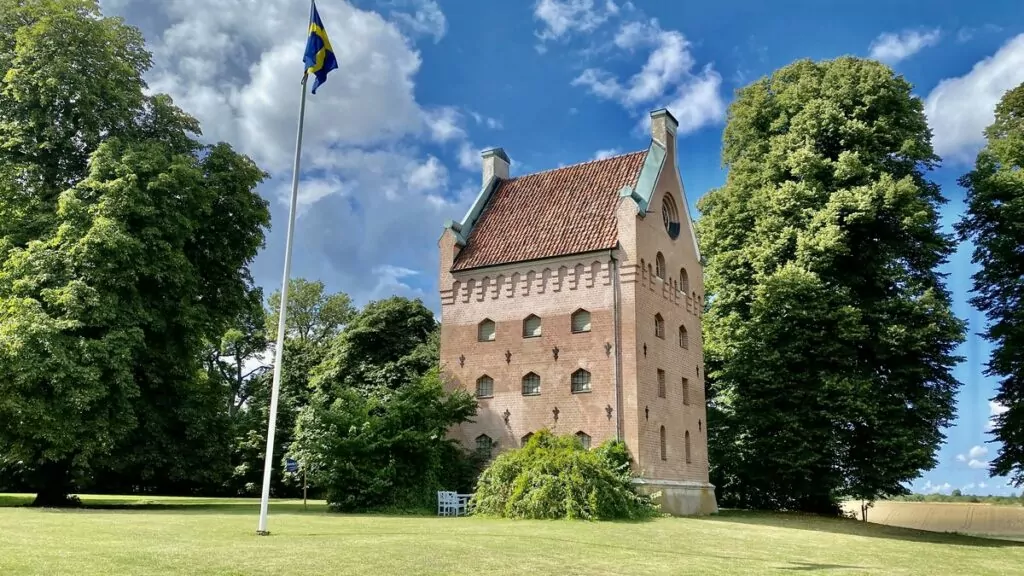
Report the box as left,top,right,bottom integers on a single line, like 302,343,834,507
778,561,864,571
0,495,330,515
707,510,1024,548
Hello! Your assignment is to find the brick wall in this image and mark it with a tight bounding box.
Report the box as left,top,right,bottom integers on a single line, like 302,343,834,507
617,129,710,484
439,252,620,453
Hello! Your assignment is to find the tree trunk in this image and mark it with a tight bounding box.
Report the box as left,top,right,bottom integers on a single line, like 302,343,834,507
31,459,78,507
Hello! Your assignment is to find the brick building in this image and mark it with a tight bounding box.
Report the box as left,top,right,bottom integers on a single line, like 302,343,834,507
437,109,718,515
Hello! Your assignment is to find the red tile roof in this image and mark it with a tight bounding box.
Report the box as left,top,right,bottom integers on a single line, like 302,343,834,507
452,150,647,271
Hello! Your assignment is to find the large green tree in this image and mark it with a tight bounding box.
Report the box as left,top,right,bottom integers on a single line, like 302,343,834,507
956,83,1024,487
0,0,270,504
698,57,965,513
292,367,478,512
227,278,354,496
313,296,438,395
289,296,457,510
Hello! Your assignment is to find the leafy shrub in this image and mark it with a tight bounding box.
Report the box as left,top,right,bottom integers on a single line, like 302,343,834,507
471,430,657,520
290,367,478,512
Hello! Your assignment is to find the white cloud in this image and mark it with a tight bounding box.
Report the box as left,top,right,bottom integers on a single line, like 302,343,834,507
923,480,952,494
142,0,427,174
924,34,1024,163
969,445,989,459
573,19,725,135
979,482,988,489
405,156,448,192
101,0,476,307
988,400,1010,431
388,0,447,43
533,0,620,43
423,107,467,143
369,264,429,301
469,111,503,130
613,18,655,50
958,445,990,469
593,148,621,160
956,24,1002,44
868,28,941,64
457,142,481,172
293,176,347,210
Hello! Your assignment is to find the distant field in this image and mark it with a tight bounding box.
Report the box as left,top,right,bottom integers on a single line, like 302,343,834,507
843,500,1024,540
2,494,1023,575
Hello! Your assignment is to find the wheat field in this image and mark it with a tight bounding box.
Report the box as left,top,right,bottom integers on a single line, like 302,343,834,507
844,500,1024,540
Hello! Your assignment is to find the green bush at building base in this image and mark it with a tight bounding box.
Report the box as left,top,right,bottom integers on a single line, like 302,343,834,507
470,430,657,520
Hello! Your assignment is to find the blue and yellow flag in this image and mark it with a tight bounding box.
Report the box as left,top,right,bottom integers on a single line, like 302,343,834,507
303,1,338,94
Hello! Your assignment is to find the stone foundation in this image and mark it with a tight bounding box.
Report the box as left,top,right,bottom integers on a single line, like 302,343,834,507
633,478,718,516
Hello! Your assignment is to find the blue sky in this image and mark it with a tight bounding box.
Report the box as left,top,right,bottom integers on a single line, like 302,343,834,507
100,0,1024,496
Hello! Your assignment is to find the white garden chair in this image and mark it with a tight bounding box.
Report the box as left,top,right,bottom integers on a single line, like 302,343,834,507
436,491,452,516
437,491,470,516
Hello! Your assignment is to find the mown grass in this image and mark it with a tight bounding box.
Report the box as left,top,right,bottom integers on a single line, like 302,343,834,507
1,494,1021,575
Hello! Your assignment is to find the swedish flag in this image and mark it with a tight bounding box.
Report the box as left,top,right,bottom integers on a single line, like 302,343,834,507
303,2,338,94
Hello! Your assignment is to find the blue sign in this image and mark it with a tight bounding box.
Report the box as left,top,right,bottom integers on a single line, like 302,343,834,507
285,458,299,473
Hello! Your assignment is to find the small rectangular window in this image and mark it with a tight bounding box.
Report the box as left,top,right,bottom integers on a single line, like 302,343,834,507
522,373,541,395
478,320,495,342
657,369,666,398
571,310,591,333
476,376,494,398
523,315,542,338
682,377,690,405
571,370,591,393
576,432,591,450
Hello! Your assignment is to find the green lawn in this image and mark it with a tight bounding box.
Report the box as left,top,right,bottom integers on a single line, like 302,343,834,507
1,495,1020,575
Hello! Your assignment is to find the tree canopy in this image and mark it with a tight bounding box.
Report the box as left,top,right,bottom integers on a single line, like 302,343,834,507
698,57,965,513
0,0,270,504
956,82,1024,487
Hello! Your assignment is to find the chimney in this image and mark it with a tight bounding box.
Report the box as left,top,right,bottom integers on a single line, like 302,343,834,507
649,108,678,160
481,147,510,187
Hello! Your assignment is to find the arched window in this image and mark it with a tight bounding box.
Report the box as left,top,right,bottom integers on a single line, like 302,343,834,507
575,431,591,450
476,434,493,456
659,426,667,461
657,369,666,398
475,375,494,398
478,318,496,342
521,372,541,395
655,313,665,339
682,377,691,406
520,432,534,447
679,325,689,349
662,193,680,239
685,430,692,464
571,369,591,393
655,252,666,279
679,267,689,293
571,309,591,333
522,314,542,338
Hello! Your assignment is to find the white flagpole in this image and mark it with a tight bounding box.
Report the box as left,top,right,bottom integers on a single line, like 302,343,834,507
256,71,309,536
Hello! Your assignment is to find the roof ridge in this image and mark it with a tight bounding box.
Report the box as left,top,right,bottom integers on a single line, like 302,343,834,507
507,148,647,181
